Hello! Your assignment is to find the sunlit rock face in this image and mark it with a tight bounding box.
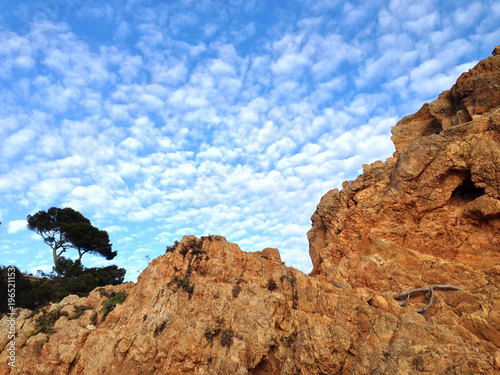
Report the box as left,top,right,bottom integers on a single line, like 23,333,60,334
309,45,500,280
2,46,500,375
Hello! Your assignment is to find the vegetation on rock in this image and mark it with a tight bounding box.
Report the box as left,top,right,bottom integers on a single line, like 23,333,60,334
100,290,127,321
0,260,125,314
31,308,68,336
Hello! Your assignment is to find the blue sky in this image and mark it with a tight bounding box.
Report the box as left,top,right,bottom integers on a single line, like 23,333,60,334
1,0,499,281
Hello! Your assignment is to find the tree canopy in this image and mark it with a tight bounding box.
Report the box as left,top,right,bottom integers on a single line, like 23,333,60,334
0,261,126,314
27,207,116,268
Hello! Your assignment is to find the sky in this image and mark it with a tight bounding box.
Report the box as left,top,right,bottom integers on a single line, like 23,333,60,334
1,0,499,282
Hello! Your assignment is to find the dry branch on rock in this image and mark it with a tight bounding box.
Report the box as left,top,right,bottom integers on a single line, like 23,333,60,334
394,284,462,313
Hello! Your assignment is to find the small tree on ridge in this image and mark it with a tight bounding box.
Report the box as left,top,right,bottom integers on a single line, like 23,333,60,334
27,207,116,269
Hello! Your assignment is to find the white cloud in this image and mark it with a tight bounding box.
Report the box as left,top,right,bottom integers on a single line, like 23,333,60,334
388,0,435,20
454,3,484,27
410,61,475,98
169,12,198,33
0,168,38,193
384,75,409,94
104,225,128,233
8,220,27,234
203,24,218,37
2,128,37,158
64,185,113,211
28,264,53,275
137,23,164,48
310,0,341,12
27,178,80,205
134,248,153,253
197,147,224,161
42,84,80,113
121,137,143,151
0,31,35,78
189,43,207,57
272,53,309,75
151,61,188,85
492,3,500,16
115,20,130,40
209,59,237,76
119,55,143,83
406,11,439,35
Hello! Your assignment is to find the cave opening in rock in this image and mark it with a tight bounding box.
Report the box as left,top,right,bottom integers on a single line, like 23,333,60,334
452,172,485,201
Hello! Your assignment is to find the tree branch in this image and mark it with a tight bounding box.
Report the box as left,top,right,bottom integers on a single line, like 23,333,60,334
78,248,89,261
394,284,462,313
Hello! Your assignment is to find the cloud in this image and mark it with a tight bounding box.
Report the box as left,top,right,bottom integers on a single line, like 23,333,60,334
492,2,500,16
387,0,435,21
209,59,237,76
406,11,439,35
27,178,80,206
0,31,35,78
203,23,218,37
151,61,188,85
28,264,53,275
197,147,224,161
2,128,37,158
8,220,27,234
310,0,341,12
272,53,310,75
453,3,484,27
134,248,153,253
410,61,475,98
104,225,128,233
64,185,114,212
118,55,143,83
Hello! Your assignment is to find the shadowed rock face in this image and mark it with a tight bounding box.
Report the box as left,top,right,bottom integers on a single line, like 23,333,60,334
2,46,500,375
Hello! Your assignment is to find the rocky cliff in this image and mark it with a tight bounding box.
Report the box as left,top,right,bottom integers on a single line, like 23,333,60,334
2,46,500,375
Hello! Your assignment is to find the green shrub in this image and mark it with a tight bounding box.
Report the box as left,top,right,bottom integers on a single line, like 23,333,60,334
281,331,297,347
180,238,203,257
221,329,235,348
70,305,92,320
0,260,125,314
205,326,221,341
170,275,195,296
165,240,179,253
31,308,68,336
204,324,236,348
101,291,127,321
97,288,110,298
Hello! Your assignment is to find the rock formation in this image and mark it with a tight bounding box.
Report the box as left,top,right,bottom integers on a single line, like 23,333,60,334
2,46,500,374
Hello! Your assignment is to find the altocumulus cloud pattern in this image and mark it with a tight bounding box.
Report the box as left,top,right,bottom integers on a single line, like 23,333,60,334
1,0,499,280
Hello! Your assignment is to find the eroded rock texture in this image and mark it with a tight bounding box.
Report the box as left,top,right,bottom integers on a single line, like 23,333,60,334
2,46,500,374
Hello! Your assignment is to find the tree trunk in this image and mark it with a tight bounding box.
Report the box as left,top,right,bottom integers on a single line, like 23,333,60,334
52,247,58,268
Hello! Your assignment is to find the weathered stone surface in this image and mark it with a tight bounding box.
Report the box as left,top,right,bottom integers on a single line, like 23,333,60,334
3,234,498,374
307,45,500,372
391,46,500,155
1,46,500,375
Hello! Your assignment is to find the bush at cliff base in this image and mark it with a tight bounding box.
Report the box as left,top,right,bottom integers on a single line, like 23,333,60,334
0,258,126,314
